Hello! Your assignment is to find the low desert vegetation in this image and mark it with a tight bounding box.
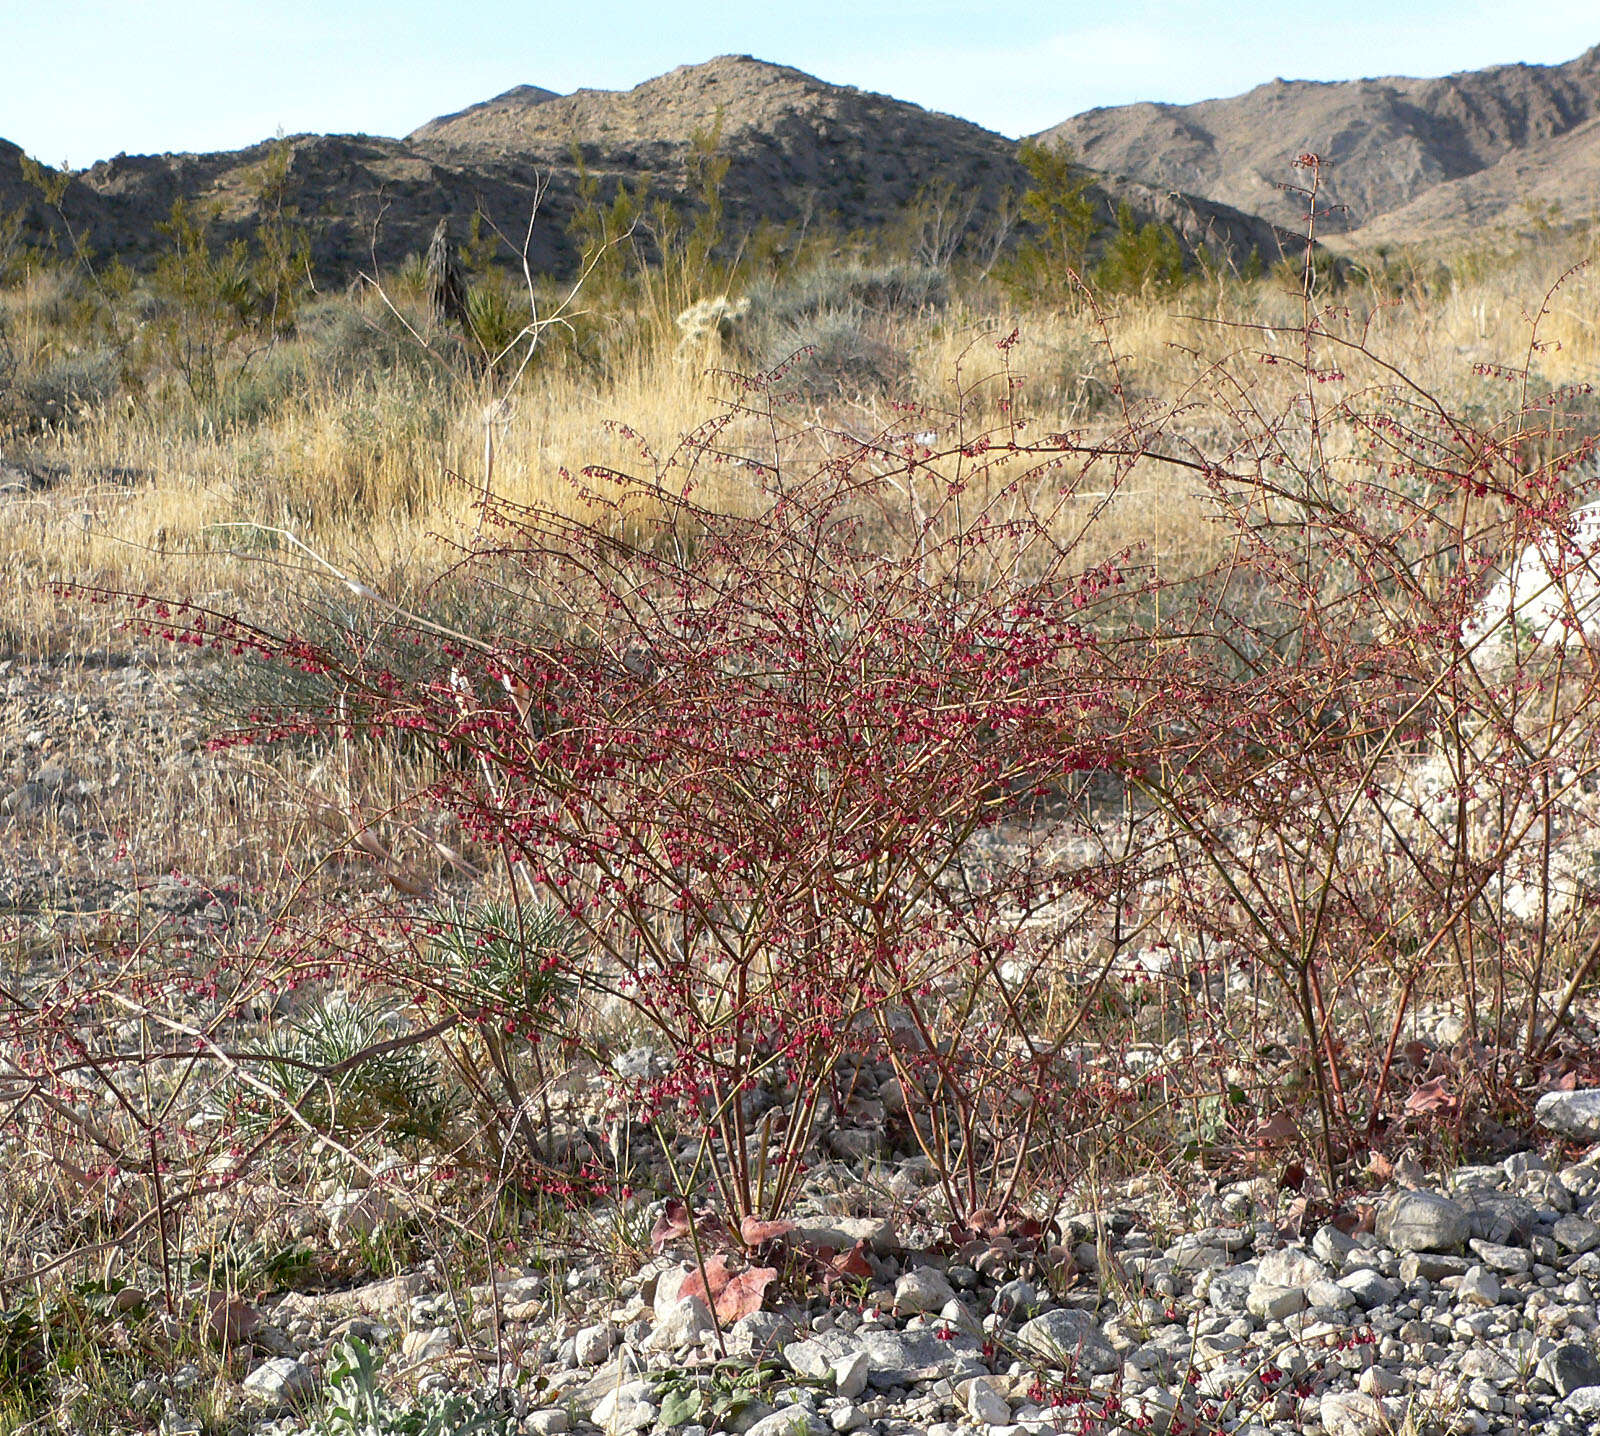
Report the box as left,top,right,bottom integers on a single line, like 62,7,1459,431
5,145,1600,1430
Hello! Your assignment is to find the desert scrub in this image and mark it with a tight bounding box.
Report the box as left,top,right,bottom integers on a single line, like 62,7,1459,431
224,993,457,1147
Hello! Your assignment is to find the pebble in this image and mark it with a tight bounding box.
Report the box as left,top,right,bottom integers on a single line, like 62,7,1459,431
241,1357,316,1410
1378,1190,1471,1252
892,1267,956,1315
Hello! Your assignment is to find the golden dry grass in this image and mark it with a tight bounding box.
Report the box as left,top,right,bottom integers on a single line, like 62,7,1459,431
3,224,1598,655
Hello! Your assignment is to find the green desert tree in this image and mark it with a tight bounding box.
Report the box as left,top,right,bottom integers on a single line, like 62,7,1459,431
1093,201,1185,295
996,139,1101,307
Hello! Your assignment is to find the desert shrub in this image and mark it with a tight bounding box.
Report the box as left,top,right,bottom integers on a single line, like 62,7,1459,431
1093,202,1184,295
124,354,1170,1224
5,345,120,426
291,296,438,383
994,138,1101,308
764,309,909,399
465,276,535,370
734,262,944,398
231,993,456,1147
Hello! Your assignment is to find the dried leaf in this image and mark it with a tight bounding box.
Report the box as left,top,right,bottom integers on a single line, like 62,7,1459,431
713,1266,776,1323
196,1291,260,1347
1403,1077,1458,1117
740,1215,795,1247
1252,1113,1299,1147
679,1254,733,1306
824,1240,874,1283
651,1198,691,1252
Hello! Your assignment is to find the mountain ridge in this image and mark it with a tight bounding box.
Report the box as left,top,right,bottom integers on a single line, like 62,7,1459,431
0,55,1289,283
1037,44,1600,241
7,43,1594,286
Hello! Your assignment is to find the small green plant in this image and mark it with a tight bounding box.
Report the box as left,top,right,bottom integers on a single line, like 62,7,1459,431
227,993,456,1146
655,1359,796,1430
419,899,583,1175
305,1337,516,1436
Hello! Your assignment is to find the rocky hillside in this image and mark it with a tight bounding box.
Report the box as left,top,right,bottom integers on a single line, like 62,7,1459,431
0,56,1288,284
1039,44,1600,242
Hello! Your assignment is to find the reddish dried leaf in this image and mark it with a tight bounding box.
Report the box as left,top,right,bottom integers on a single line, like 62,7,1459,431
713,1266,776,1323
651,1198,691,1253
1404,1077,1458,1117
1252,1113,1299,1147
1327,1209,1361,1236
740,1215,795,1247
197,1292,260,1347
826,1240,874,1281
679,1253,733,1306
967,1207,1000,1238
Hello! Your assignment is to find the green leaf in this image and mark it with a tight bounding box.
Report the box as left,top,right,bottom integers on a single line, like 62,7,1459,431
658,1387,703,1427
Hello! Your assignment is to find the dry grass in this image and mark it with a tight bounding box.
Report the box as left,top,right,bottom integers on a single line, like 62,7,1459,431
4,225,1599,656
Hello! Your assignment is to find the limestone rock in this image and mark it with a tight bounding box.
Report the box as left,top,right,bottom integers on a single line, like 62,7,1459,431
1015,1308,1121,1375
1377,1191,1470,1253
1536,1089,1600,1140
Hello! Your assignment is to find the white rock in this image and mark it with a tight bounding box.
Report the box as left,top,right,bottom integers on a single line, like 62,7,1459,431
241,1357,316,1409
401,1327,454,1362
743,1411,827,1436
1256,1248,1325,1288
645,1297,713,1352
1468,1238,1531,1274
1246,1284,1307,1321
1566,1385,1600,1417
321,1186,401,1244
1319,1390,1385,1436
961,1377,1011,1425
1554,1214,1600,1254
653,1265,693,1321
1537,1089,1600,1140
1464,503,1600,656
575,1321,619,1365
592,1382,657,1434
833,1351,870,1400
525,1412,570,1435
893,1267,957,1315
1307,1279,1358,1309
1015,1309,1121,1374
1358,1367,1406,1397
1376,1191,1469,1253
1457,1265,1501,1307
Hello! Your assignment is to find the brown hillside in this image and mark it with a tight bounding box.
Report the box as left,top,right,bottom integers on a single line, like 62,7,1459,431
0,56,1288,285
1039,45,1600,238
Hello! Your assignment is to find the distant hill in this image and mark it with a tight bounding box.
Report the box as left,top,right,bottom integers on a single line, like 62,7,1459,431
0,56,1289,284
1038,45,1600,243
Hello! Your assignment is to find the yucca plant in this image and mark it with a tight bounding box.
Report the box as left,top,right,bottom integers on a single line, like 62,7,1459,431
226,994,455,1147
419,899,584,1180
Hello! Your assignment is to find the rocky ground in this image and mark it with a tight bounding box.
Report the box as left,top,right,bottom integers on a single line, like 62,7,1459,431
14,654,1600,1436
153,1095,1600,1436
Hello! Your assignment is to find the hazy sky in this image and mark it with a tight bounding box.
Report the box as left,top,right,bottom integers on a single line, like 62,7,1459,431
8,0,1598,168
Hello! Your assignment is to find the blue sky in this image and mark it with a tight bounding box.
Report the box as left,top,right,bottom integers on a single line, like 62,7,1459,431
9,0,1598,168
